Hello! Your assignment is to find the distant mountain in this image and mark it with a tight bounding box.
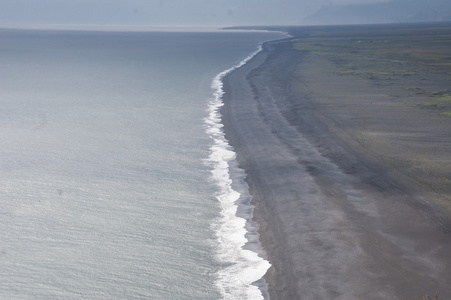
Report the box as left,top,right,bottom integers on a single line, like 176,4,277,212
303,0,451,25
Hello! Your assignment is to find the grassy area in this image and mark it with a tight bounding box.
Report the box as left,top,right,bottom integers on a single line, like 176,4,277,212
293,36,451,78
292,24,451,117
405,87,451,116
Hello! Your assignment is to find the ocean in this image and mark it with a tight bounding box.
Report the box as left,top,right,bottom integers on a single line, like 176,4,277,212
0,29,283,299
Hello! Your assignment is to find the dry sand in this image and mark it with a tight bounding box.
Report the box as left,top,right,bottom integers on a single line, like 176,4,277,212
222,38,451,299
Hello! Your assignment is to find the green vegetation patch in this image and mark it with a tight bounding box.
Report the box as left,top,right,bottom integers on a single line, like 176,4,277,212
292,28,451,80
292,26,451,118
409,88,451,115
437,95,451,103
293,38,419,80
418,103,445,109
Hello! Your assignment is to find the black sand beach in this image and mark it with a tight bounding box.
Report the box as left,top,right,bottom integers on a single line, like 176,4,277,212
222,23,451,299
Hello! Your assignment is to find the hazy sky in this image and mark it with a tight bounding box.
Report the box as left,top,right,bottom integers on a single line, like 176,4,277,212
0,0,396,28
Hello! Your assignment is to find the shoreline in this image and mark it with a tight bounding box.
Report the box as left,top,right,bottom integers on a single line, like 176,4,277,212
222,28,451,299
207,46,273,299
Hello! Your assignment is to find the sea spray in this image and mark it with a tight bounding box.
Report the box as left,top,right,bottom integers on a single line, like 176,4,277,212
205,46,271,299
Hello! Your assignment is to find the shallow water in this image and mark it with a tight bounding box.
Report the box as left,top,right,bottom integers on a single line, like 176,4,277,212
0,29,282,299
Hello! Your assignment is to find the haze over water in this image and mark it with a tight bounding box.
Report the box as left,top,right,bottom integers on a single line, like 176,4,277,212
0,29,282,299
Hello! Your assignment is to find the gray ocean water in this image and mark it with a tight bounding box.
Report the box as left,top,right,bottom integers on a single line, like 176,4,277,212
0,29,283,299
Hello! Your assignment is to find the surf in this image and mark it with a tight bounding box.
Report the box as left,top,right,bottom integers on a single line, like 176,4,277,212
205,46,271,300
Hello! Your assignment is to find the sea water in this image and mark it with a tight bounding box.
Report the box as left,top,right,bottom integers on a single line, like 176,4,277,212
0,29,283,299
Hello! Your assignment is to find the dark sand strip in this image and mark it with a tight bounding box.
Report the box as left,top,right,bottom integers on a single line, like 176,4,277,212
222,39,451,299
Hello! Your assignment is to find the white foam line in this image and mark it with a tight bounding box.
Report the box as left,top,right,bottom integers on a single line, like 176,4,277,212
205,46,271,300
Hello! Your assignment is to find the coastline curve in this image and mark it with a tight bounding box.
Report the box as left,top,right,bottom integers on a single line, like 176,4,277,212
205,45,271,299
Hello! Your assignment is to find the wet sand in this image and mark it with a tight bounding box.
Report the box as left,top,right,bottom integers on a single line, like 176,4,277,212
221,32,451,299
